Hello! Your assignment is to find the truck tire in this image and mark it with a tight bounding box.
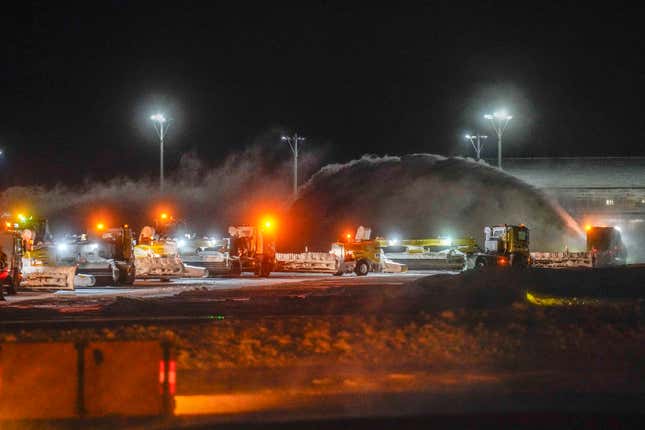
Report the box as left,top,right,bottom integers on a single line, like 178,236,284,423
111,265,121,286
119,264,136,285
510,253,527,269
260,262,273,278
354,260,369,276
7,269,20,295
230,261,242,276
475,257,487,268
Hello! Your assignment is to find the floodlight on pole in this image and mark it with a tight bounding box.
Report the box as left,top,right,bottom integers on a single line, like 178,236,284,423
464,133,488,160
281,133,306,198
150,113,170,192
484,110,512,169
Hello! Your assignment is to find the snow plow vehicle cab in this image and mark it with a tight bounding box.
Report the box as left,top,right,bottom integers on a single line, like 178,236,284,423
228,224,276,277
473,224,530,268
0,230,24,296
586,226,627,267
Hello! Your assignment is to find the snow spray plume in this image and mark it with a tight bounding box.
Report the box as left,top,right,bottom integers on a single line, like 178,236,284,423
0,143,324,236
287,154,584,251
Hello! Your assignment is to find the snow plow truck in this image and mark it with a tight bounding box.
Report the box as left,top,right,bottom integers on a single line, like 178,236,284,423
469,224,531,268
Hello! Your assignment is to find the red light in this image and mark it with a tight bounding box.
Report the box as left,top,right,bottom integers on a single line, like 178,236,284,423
159,359,177,395
169,360,176,395
497,256,508,266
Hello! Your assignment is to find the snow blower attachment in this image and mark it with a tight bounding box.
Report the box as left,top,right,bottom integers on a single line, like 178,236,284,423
134,226,208,280
530,225,627,268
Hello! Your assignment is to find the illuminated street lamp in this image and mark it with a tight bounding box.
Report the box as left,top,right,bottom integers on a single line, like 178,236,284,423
150,113,170,192
484,111,512,169
464,133,488,160
281,133,306,198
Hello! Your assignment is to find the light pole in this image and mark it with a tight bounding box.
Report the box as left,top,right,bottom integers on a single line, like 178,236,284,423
484,111,512,169
464,133,488,160
150,113,169,192
281,133,306,198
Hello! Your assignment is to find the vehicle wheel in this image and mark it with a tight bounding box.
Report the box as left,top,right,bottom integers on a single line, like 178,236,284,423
475,257,486,268
7,268,20,295
354,260,369,276
260,262,273,278
230,261,242,276
119,265,136,285
109,264,121,286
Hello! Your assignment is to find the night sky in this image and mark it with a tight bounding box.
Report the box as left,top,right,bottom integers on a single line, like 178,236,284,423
1,1,643,187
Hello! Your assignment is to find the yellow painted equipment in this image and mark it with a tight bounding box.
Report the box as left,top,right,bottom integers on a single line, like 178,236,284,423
134,226,208,279
471,224,531,268
376,236,478,271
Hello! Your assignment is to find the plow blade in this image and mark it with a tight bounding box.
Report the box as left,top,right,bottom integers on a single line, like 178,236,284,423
21,265,77,290
381,257,407,273
181,252,231,275
275,252,340,273
134,256,208,279
182,264,209,278
531,252,593,268
134,256,184,278
383,251,466,271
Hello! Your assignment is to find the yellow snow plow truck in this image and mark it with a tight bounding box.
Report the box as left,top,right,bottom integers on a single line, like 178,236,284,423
227,221,277,277
470,224,531,268
276,226,407,276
